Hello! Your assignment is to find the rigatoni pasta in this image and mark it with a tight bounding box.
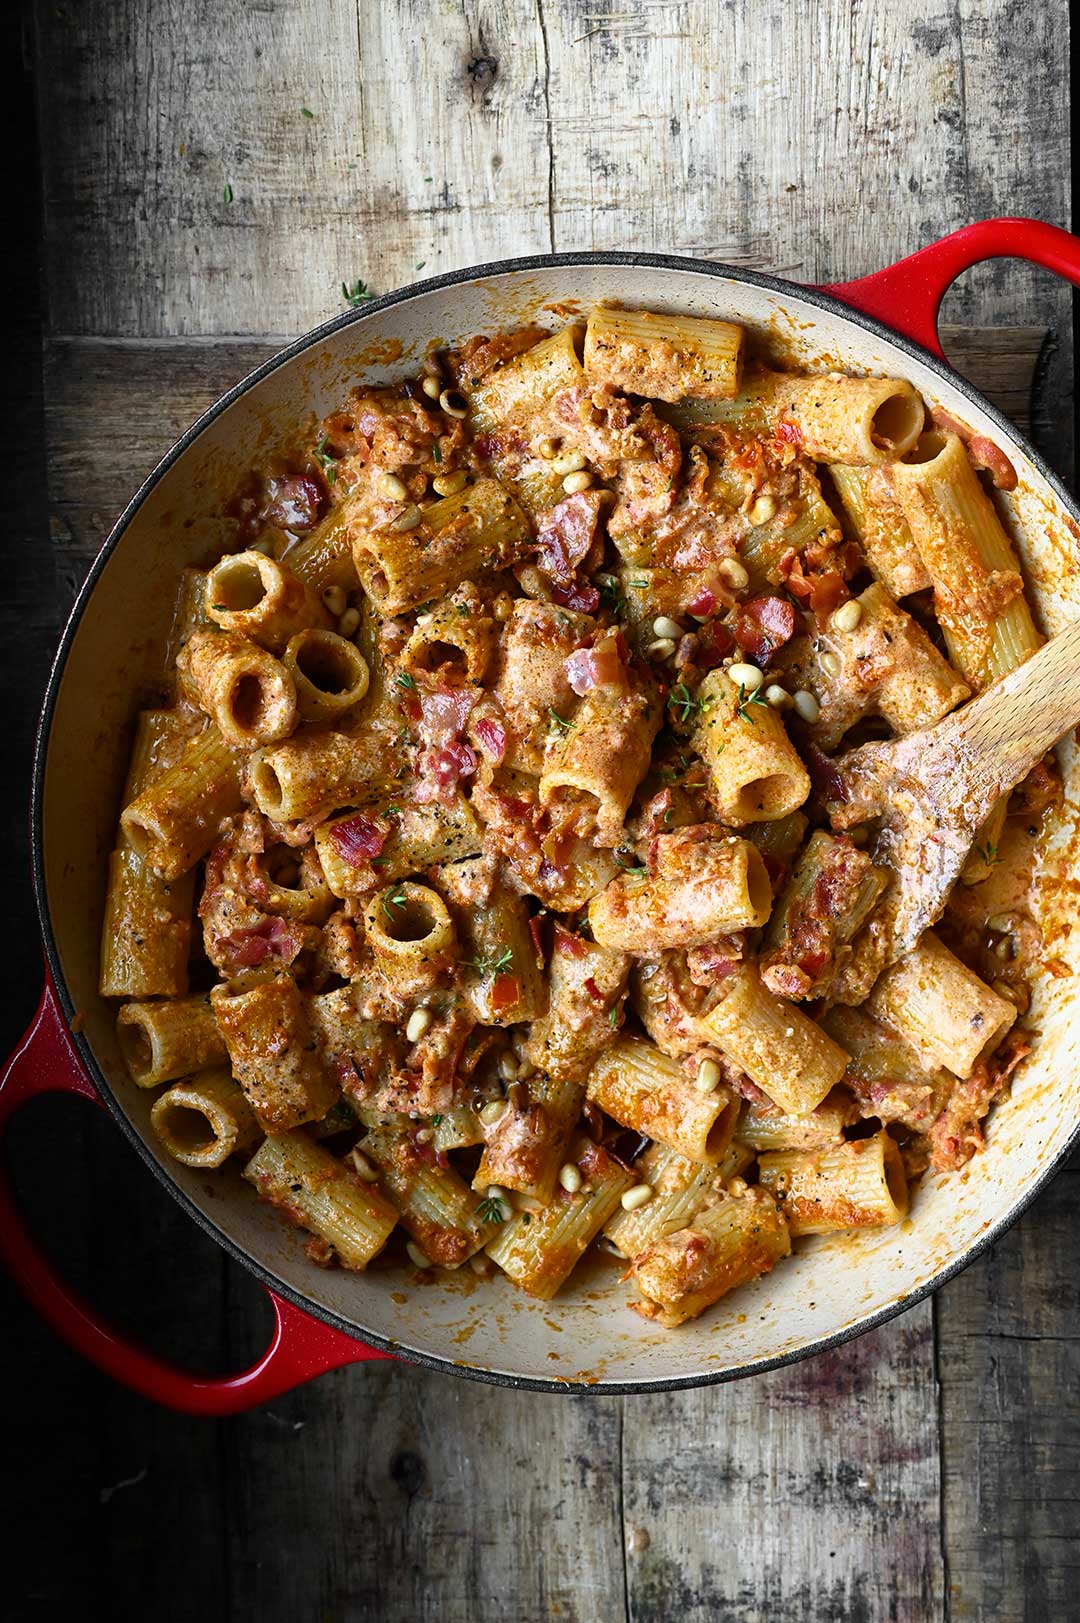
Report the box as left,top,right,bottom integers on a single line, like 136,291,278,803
99,303,1046,1334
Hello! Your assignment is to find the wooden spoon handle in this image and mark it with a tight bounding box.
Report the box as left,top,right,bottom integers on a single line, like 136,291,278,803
938,617,1080,804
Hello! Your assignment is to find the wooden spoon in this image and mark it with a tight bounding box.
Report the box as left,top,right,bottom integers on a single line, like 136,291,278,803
822,617,1080,964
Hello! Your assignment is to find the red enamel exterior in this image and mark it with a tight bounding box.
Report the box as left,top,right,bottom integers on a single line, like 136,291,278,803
0,979,391,1415
6,214,1080,1412
824,217,1080,354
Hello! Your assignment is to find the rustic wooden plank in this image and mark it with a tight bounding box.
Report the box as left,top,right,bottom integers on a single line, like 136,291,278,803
623,1309,944,1623
34,0,553,337
223,1365,627,1622
937,1162,1080,1622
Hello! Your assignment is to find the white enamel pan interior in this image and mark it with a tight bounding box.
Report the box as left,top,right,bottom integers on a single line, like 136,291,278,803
35,254,1080,1391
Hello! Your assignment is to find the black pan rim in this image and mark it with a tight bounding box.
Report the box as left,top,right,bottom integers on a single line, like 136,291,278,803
29,246,1080,1395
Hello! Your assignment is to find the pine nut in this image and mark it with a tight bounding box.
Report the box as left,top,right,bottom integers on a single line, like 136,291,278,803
506,1080,527,1110
391,505,423,532
405,1007,434,1043
337,607,361,637
831,599,863,633
479,1099,509,1128
646,638,677,661
439,388,469,419
987,913,1013,932
793,689,821,723
469,1253,494,1276
415,1126,434,1143
538,437,559,459
552,449,587,476
497,1051,520,1082
322,585,347,617
349,1148,379,1182
432,469,467,496
422,355,443,378
748,493,777,526
379,471,408,501
493,592,513,622
727,1176,749,1197
620,1183,654,1212
819,650,842,679
728,661,764,691
486,1185,508,1204
559,1163,583,1194
718,557,750,590
695,1058,722,1094
652,615,683,640
406,1241,431,1269
764,684,790,709
421,374,441,400
562,470,593,495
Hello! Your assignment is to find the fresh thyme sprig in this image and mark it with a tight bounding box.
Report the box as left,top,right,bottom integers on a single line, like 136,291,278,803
668,682,702,724
382,887,408,920
476,1195,508,1225
975,842,1003,868
466,947,514,979
342,278,374,306
313,434,337,486
735,682,768,722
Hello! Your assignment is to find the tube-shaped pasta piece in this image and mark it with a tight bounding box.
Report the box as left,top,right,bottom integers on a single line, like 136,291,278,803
315,794,483,897
100,849,195,999
352,478,531,616
888,430,1041,690
584,306,744,402
399,583,495,683
655,366,783,436
470,325,586,431
693,669,810,824
433,1104,485,1154
286,487,374,591
166,568,211,685
101,709,199,998
829,464,931,598
484,1135,633,1299
360,1123,489,1267
177,630,297,747
211,976,339,1132
735,1087,858,1152
117,995,227,1087
244,1131,398,1270
282,629,369,723
789,582,970,751
758,1130,909,1236
363,882,456,974
586,1037,739,1163
539,679,659,846
865,931,1016,1078
121,724,243,880
820,1005,951,1132
251,728,392,823
603,1141,727,1259
472,1072,585,1205
205,550,330,652
454,878,547,1026
588,827,772,952
628,1186,791,1327
522,929,630,1082
740,470,843,590
760,831,889,1000
150,1067,261,1168
698,966,850,1115
777,374,924,465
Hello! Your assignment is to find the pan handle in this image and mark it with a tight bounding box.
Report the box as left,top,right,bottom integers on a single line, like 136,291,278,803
822,216,1080,357
0,979,393,1414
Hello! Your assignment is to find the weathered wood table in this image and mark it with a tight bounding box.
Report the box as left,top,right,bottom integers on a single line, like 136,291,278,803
4,3,1077,1619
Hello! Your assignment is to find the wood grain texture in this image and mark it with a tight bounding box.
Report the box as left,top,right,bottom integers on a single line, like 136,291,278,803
623,1310,944,1623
